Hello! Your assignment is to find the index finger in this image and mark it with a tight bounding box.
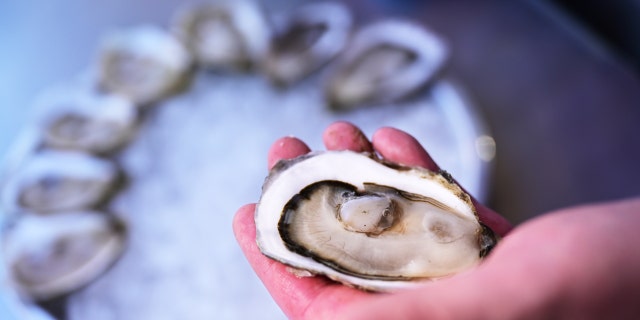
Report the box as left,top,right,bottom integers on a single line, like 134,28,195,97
323,121,373,152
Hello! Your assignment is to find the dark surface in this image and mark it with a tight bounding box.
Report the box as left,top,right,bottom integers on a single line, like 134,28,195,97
552,0,640,72
350,0,640,223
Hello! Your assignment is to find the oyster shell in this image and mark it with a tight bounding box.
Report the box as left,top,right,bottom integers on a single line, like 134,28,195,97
262,1,352,86
98,26,191,106
255,151,496,292
325,20,448,110
173,0,270,70
1,151,120,214
2,211,126,300
39,90,137,154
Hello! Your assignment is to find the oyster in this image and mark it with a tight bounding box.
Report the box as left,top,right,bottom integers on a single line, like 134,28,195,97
173,0,270,70
255,151,496,292
325,20,448,110
262,1,352,86
39,90,137,154
1,151,120,214
2,211,126,300
98,26,191,106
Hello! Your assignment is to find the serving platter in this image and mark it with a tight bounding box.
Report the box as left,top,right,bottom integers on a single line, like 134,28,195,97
0,1,494,319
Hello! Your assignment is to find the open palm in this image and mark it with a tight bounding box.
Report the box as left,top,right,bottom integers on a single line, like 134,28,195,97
233,122,640,319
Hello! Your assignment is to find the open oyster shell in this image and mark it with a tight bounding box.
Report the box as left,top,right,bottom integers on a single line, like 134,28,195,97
262,1,352,86
325,20,448,110
38,90,137,154
1,151,120,214
98,25,192,106
173,0,270,70
2,211,126,301
255,151,496,292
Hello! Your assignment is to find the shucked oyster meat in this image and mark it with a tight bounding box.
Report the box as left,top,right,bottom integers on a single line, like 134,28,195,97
325,20,448,110
262,1,352,86
2,211,126,300
39,90,137,154
98,26,191,106
255,151,496,292
173,0,270,70
1,151,120,214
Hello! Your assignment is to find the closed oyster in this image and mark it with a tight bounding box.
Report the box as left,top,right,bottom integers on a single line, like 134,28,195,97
255,151,496,292
39,90,137,154
262,1,352,86
98,26,191,106
173,0,269,70
325,20,448,110
2,211,126,300
1,151,120,214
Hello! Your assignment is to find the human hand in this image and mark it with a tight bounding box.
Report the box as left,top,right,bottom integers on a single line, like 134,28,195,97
233,121,640,319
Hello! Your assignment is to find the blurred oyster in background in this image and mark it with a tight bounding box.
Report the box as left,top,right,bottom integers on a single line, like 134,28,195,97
173,0,270,70
262,1,352,86
3,211,126,301
325,20,448,110
38,91,137,154
1,151,120,214
98,26,191,106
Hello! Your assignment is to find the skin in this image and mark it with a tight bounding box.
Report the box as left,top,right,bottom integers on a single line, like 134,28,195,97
233,121,640,320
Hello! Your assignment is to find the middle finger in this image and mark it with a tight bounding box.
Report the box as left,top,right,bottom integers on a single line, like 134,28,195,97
322,121,373,152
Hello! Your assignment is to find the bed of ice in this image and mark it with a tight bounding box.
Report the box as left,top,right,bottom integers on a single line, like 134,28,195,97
3,69,490,319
